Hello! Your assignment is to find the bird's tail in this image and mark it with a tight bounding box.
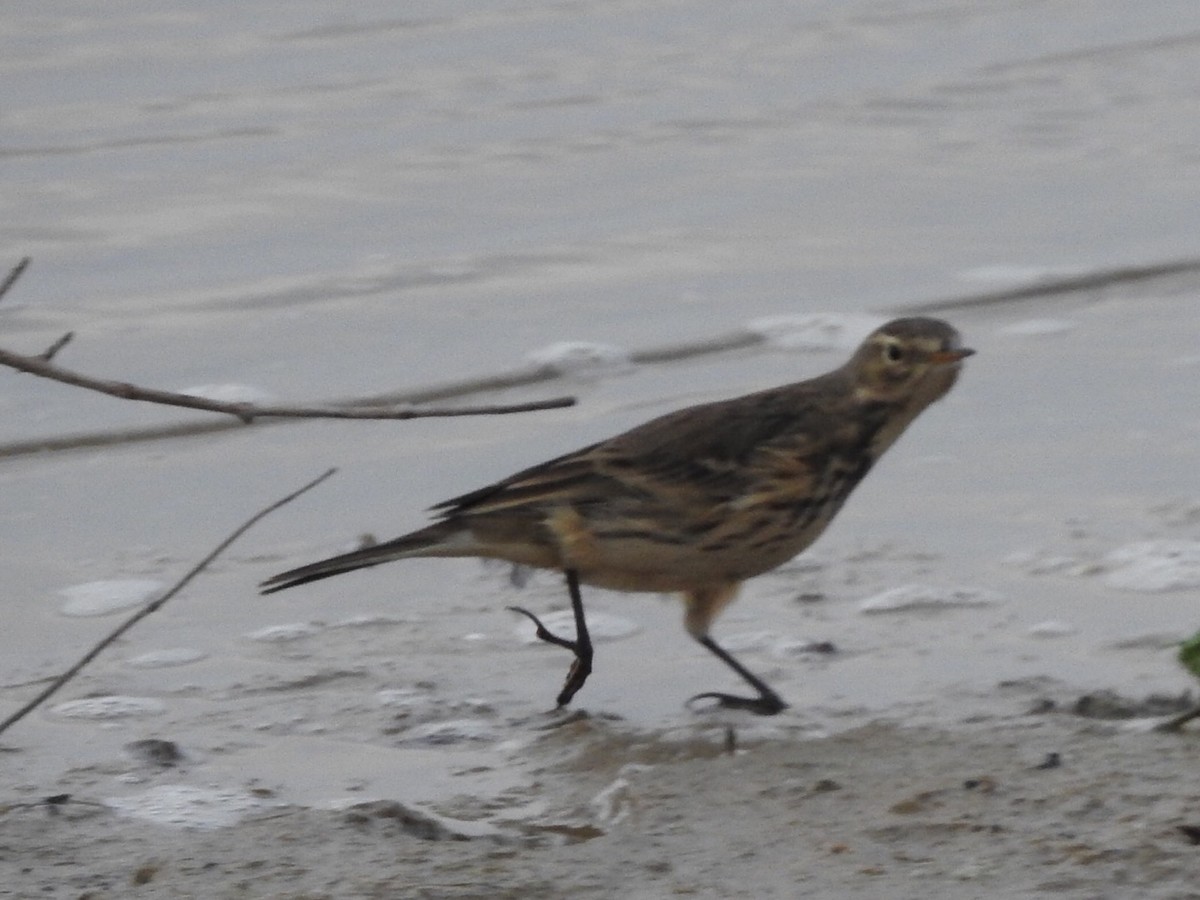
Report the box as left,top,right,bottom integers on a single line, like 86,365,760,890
259,520,471,594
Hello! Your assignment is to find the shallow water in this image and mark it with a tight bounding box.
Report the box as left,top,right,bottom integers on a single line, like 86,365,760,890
5,3,1200,373
2,0,1199,828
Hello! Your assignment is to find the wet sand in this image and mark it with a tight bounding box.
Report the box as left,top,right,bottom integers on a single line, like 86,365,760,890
4,715,1200,900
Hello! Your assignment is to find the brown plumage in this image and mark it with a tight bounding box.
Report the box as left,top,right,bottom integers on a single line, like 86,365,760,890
261,316,973,714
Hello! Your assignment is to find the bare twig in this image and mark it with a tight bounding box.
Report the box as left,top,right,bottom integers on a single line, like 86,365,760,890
0,256,575,423
0,468,337,738
0,256,30,302
0,345,575,422
37,331,74,362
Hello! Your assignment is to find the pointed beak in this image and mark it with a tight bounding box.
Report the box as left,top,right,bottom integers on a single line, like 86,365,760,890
929,347,975,365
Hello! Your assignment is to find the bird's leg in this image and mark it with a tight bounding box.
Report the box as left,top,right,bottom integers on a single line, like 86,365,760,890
559,569,594,705
687,635,787,716
507,568,593,708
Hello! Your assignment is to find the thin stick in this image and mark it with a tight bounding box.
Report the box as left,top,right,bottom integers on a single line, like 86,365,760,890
37,331,74,362
0,468,337,738
0,256,574,422
0,345,574,422
0,256,30,302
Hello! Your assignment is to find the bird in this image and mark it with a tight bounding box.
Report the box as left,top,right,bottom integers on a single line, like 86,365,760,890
260,316,973,715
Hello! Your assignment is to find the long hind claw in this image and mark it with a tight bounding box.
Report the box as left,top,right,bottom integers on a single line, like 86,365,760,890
686,690,787,716
688,635,788,716
507,605,576,652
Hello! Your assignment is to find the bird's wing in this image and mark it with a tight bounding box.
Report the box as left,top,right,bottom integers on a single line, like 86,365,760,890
430,378,852,525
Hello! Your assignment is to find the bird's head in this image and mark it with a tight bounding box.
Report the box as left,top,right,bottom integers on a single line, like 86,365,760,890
850,317,974,406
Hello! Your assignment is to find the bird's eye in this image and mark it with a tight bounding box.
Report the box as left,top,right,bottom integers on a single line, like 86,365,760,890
884,343,904,362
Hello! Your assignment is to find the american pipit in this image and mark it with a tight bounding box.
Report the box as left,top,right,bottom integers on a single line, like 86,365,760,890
261,316,973,715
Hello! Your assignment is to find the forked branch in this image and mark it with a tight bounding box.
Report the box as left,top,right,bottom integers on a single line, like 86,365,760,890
0,258,574,423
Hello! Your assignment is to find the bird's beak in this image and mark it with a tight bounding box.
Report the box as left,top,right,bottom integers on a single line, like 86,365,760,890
929,347,975,365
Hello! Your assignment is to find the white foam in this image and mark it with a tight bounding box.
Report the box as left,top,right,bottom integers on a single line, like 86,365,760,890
512,609,639,643
58,579,163,617
858,584,1001,614
106,784,268,830
245,622,324,642
1002,549,1081,575
1027,620,1076,638
720,630,832,658
51,696,166,719
718,630,775,653
125,648,207,668
770,637,836,659
590,763,653,826
1103,540,1200,593
957,264,1085,284
178,383,274,404
376,688,425,708
400,719,497,745
744,313,885,351
997,319,1076,337
524,341,632,375
330,614,406,629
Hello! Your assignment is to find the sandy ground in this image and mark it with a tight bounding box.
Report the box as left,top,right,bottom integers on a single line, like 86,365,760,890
5,710,1200,899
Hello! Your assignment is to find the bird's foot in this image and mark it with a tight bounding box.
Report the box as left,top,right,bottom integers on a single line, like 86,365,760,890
686,690,788,716
507,605,594,708
556,653,592,708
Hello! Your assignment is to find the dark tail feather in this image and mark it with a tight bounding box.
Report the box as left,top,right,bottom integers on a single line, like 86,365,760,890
259,521,465,595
